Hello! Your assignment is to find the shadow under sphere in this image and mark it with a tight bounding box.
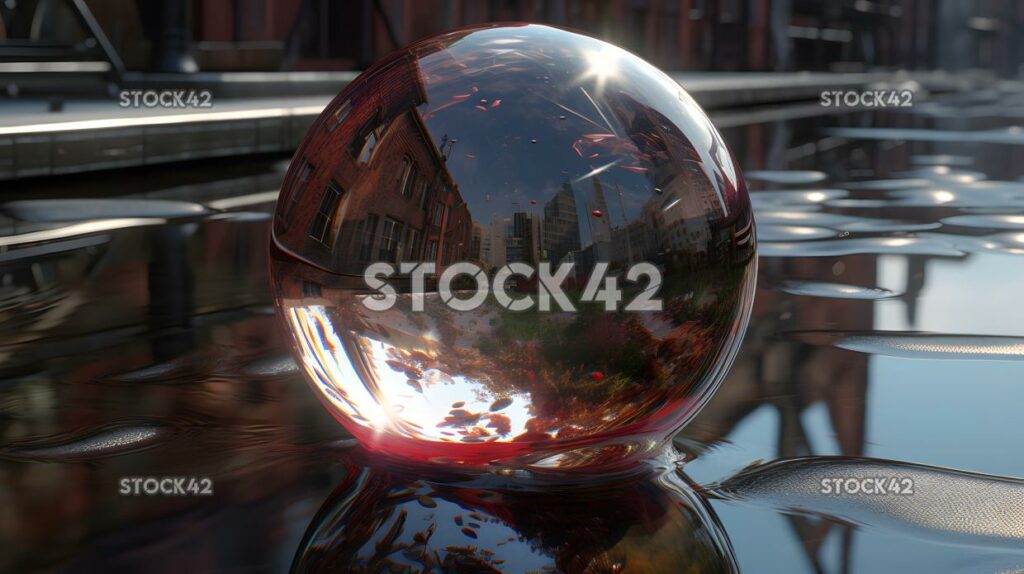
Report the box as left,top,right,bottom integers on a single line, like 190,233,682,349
271,23,756,470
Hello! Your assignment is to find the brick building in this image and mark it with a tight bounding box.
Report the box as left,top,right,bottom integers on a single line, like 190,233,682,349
273,51,472,278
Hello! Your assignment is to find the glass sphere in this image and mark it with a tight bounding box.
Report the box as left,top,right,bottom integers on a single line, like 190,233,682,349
271,23,756,471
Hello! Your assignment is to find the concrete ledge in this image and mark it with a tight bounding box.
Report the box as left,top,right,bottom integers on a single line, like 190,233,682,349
0,99,325,179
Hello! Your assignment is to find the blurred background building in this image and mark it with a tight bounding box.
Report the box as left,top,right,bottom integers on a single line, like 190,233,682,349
0,0,1021,90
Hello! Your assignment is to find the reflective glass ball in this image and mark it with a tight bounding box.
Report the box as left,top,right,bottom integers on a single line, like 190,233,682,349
271,23,756,471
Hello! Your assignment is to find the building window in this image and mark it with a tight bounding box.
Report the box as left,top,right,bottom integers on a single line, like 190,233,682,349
353,110,386,164
399,157,418,198
430,201,445,227
398,156,410,183
327,100,352,132
406,228,421,260
442,242,453,266
282,161,314,227
358,129,382,163
298,162,314,185
378,218,403,262
425,240,439,261
358,214,379,261
308,181,343,245
419,180,431,209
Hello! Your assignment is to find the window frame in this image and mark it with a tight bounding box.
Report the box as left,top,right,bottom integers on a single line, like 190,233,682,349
308,181,343,245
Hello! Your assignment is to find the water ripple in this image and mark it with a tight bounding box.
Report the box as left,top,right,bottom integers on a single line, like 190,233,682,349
713,456,1024,547
760,237,963,258
757,225,837,241
911,154,974,167
745,170,828,185
894,167,987,182
838,220,942,233
0,421,173,461
750,189,848,204
843,178,932,190
241,354,300,377
942,215,1024,230
786,331,1024,360
776,280,897,300
1,199,209,222
921,232,1024,256
826,126,1024,145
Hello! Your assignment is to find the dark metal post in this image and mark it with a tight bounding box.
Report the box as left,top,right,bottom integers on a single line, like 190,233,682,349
136,0,199,73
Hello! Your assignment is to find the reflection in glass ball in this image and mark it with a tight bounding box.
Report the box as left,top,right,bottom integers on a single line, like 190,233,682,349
291,448,737,573
271,24,756,471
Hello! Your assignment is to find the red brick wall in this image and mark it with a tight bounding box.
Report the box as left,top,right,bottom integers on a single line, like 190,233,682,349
274,51,471,276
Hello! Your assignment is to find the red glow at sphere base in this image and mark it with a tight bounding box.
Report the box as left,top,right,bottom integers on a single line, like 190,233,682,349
270,23,756,472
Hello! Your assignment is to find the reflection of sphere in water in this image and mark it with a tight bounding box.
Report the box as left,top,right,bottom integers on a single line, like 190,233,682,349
271,24,756,471
291,448,737,573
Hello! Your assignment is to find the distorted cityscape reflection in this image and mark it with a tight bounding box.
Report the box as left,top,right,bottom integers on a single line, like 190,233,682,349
290,447,737,574
271,24,756,470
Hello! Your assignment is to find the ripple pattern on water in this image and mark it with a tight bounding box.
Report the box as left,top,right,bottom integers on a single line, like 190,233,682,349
826,126,1024,145
823,198,892,208
786,331,1024,360
921,232,1024,256
745,170,828,185
714,457,1024,547
776,280,897,300
754,209,943,233
2,199,210,222
750,189,848,204
911,154,974,167
842,178,933,190
838,220,943,232
942,215,1024,230
756,225,837,241
241,354,300,377
894,167,987,182
759,237,964,258
0,421,173,461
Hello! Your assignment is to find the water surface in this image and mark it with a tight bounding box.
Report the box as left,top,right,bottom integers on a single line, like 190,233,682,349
2,89,1024,572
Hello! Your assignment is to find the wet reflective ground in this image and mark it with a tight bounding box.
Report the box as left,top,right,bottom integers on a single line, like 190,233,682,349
2,86,1024,572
